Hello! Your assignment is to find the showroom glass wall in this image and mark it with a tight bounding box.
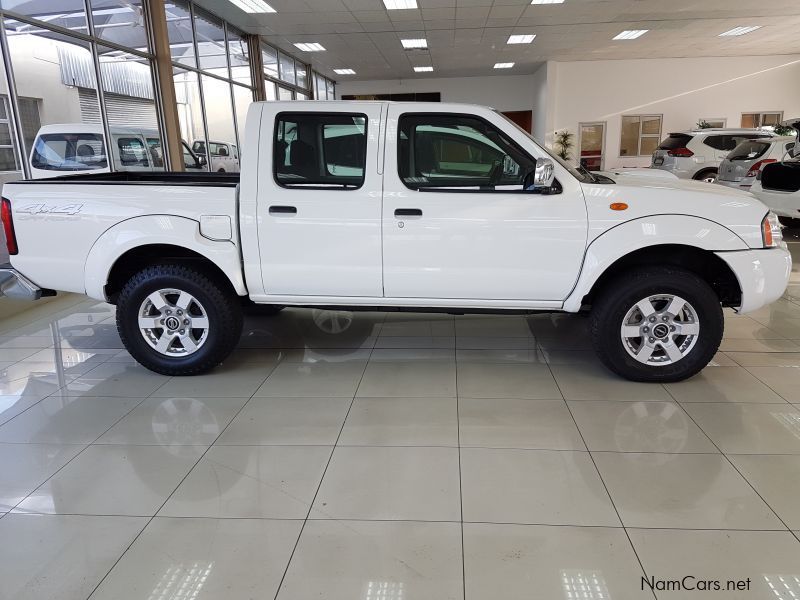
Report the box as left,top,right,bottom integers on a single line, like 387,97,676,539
0,0,162,181
261,42,335,101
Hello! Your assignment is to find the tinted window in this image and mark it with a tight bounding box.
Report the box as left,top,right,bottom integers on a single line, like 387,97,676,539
658,134,693,150
728,140,770,161
116,137,150,166
31,133,108,171
704,134,769,151
275,113,367,189
398,114,535,190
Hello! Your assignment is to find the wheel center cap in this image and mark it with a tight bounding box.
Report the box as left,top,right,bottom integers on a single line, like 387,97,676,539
652,323,669,339
165,316,181,330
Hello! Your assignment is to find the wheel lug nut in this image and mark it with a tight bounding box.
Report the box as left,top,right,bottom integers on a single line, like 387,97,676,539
662,316,669,322
642,326,649,333
179,329,185,335
649,337,655,343
166,310,172,315
670,326,676,331
184,319,190,325
649,317,656,323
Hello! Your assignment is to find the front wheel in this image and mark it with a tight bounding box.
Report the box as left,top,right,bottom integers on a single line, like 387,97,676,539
116,265,243,375
590,267,723,382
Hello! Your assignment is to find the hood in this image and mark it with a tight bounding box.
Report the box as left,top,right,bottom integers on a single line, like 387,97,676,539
607,171,754,198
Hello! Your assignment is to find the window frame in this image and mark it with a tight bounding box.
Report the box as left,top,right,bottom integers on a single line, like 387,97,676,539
619,114,663,158
396,112,538,194
272,111,369,191
741,112,784,128
0,96,19,173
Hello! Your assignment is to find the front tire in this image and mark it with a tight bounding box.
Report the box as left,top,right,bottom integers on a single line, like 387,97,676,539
694,169,718,184
590,267,723,382
116,265,243,375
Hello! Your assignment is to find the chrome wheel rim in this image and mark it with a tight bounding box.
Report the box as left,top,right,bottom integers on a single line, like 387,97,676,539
138,288,209,357
702,174,717,183
621,294,700,366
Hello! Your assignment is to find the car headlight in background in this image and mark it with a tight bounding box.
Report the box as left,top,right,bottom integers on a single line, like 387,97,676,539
762,212,783,248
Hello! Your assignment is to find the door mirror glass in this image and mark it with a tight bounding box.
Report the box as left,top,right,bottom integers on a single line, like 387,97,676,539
533,158,555,189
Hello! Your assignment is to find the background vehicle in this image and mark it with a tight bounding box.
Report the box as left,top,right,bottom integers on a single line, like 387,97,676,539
717,136,797,190
651,128,774,183
1,102,791,383
191,140,240,173
29,124,206,179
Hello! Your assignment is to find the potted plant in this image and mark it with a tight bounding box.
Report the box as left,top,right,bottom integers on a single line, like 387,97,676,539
553,130,574,161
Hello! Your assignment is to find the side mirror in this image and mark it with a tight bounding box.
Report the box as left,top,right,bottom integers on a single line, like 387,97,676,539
533,158,555,189
198,155,207,166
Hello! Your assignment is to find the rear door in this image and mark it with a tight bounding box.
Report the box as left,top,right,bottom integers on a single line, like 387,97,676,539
257,103,384,297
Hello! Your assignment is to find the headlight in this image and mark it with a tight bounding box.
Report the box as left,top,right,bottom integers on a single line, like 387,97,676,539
762,212,782,248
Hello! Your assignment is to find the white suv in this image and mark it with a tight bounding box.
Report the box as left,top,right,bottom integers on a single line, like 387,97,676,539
651,129,774,183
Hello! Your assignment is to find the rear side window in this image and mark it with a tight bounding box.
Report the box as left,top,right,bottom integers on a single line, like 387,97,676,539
31,133,107,171
116,137,150,166
728,140,770,161
704,134,769,151
658,133,693,150
274,112,367,189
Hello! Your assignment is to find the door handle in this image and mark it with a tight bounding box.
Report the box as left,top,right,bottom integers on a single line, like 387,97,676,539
269,205,297,215
394,208,422,217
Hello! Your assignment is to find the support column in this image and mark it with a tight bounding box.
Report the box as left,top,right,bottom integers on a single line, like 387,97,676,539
149,0,184,171
248,35,265,101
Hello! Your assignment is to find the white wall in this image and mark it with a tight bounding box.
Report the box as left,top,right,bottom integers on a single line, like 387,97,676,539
548,55,800,169
336,73,539,113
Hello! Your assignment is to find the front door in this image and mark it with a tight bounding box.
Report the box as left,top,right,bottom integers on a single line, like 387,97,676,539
579,122,605,171
258,105,384,297
382,107,588,302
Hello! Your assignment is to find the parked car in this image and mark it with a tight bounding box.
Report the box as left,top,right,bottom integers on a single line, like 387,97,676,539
717,136,797,190
0,102,790,383
28,124,206,179
651,128,774,183
191,140,240,173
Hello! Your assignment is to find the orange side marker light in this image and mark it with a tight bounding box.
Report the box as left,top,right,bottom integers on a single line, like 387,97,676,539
610,202,628,211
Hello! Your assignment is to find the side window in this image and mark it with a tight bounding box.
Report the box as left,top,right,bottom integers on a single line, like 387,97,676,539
31,133,108,171
398,113,535,190
116,137,150,166
703,135,727,151
274,112,367,189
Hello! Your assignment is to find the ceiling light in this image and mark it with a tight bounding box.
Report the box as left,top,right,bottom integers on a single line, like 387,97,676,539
229,0,276,13
719,25,762,37
507,34,536,44
383,0,417,9
334,68,356,75
414,66,433,72
294,42,325,52
402,38,427,49
612,29,648,40
494,62,515,69
531,0,564,3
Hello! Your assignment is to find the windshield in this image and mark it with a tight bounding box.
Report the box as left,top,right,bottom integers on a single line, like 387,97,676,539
494,110,594,183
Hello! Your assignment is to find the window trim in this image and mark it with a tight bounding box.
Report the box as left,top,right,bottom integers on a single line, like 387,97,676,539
619,114,663,158
272,111,369,191
741,111,784,128
396,112,538,194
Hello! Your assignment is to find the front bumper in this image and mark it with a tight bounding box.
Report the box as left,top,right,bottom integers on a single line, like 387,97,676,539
0,265,43,300
715,247,792,313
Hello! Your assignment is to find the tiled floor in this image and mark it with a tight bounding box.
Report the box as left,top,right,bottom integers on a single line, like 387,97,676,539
2,252,800,599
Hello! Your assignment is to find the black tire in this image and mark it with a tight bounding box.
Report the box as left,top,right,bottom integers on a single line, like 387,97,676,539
590,266,723,382
693,168,718,183
116,264,243,375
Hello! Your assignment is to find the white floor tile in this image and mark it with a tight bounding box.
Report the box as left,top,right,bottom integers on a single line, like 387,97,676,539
457,362,561,399
550,363,673,401
357,360,457,397
91,517,302,600
255,360,367,397
160,445,330,519
61,363,170,397
0,443,84,511
460,448,619,526
593,452,783,529
729,454,800,529
311,446,461,521
746,366,800,402
277,520,463,600
664,366,786,403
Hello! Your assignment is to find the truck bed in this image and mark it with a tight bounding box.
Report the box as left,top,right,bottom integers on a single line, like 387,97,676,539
9,171,240,187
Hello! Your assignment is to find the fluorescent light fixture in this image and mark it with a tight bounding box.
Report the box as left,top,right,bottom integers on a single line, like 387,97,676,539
507,34,536,44
402,38,427,49
613,29,648,40
414,66,434,72
383,0,417,9
229,0,276,13
334,68,356,75
293,42,325,52
531,0,565,4
719,25,762,37
494,62,515,69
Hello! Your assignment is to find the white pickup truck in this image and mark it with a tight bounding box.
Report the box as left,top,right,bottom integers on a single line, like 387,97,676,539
0,102,791,382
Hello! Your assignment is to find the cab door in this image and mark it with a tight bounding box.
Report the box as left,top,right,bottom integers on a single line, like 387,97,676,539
257,104,385,297
382,106,588,302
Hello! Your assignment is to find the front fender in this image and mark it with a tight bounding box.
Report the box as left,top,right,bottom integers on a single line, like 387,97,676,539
563,215,748,312
84,215,246,301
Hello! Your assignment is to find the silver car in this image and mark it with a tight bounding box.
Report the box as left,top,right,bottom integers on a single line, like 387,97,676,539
717,136,797,191
651,128,774,183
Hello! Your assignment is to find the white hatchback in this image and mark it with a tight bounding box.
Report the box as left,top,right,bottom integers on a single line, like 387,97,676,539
717,136,797,191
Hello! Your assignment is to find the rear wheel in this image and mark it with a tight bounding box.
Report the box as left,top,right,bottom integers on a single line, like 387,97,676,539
116,264,242,375
694,169,718,183
590,267,723,382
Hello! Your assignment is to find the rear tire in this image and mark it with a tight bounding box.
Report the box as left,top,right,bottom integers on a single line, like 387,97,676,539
694,169,718,183
590,266,723,382
116,264,243,375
